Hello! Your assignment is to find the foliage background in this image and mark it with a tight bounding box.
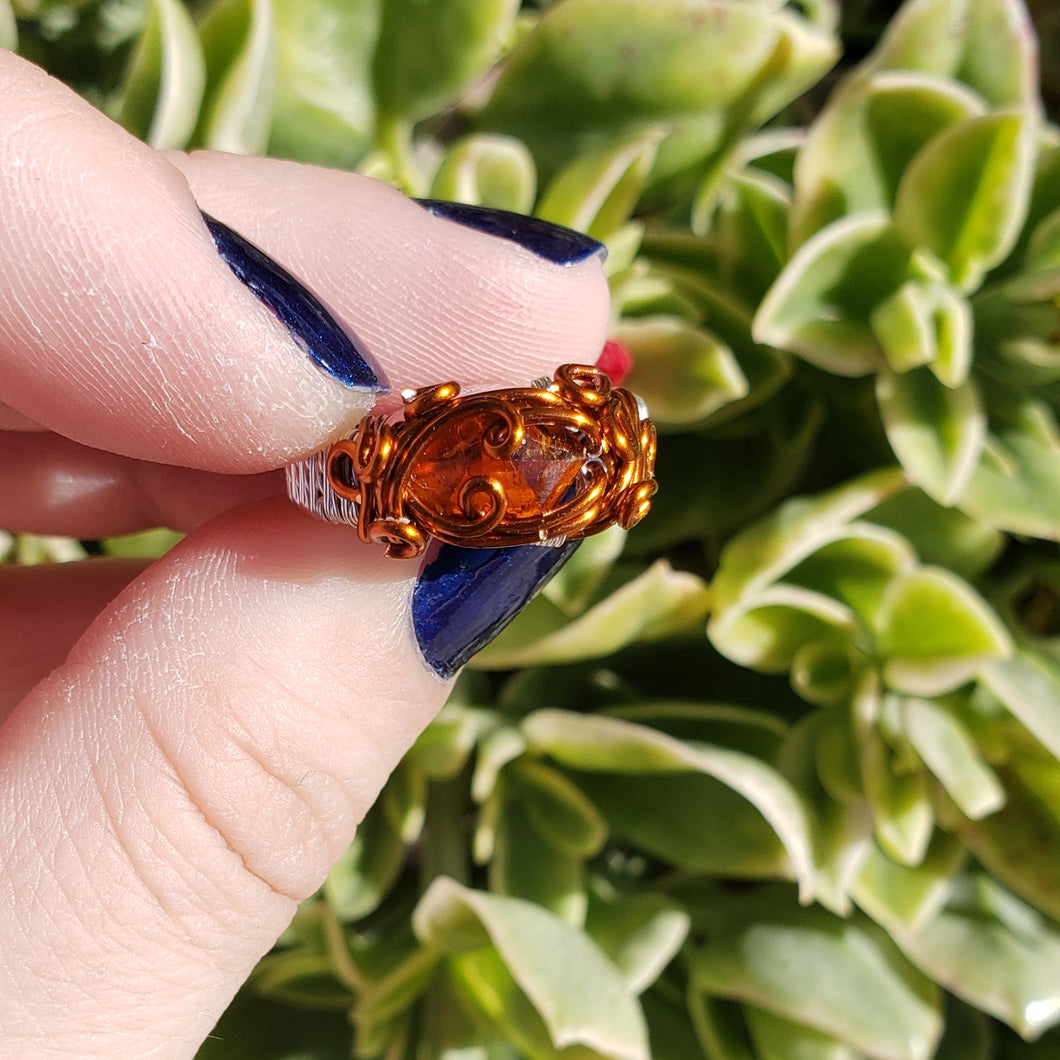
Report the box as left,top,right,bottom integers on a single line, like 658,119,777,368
6,0,1060,1056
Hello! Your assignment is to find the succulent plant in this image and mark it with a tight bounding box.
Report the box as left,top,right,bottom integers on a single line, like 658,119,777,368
9,0,1060,1055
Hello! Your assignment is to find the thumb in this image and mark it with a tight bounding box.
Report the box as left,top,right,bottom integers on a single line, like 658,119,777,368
1,504,450,1055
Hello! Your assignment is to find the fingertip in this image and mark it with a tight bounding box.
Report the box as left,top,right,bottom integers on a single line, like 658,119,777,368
0,71,382,473
173,153,613,390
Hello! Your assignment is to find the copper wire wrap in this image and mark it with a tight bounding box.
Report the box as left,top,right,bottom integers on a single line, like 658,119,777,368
287,364,657,559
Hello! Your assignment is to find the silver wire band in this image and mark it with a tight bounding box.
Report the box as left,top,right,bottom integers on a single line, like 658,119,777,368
285,443,360,528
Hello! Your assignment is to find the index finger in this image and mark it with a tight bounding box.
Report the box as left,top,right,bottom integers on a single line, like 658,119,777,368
0,52,610,474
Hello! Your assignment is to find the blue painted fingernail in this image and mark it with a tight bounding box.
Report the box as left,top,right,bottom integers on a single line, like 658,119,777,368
414,200,607,267
203,212,388,391
413,541,580,679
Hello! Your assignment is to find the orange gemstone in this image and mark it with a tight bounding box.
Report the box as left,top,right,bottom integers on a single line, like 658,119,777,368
405,411,602,528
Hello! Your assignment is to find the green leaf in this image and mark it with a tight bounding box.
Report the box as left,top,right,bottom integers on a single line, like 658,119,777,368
9,534,85,565
198,987,352,1059
537,131,660,246
414,877,650,1060
792,639,862,706
610,260,704,322
876,367,984,505
791,70,985,246
932,998,995,1060
860,872,1060,1039
633,239,795,407
541,525,626,616
893,112,1036,293
624,387,821,551
716,470,910,603
353,947,440,1057
266,0,379,168
689,894,942,1060
573,770,791,879
471,561,710,669
512,760,607,859
606,701,787,760
117,0,204,149
852,673,935,866
372,0,518,123
785,524,919,628
489,794,587,924
408,703,482,781
472,786,501,867
695,166,792,301
870,281,973,385
875,567,1011,696
323,807,407,921
980,646,1060,761
687,994,757,1060
478,0,838,185
813,800,877,919
973,269,1060,385
710,589,854,676
814,703,867,804
12,0,92,15
744,1005,862,1060
1025,210,1060,273
195,0,276,154
929,284,975,387
584,882,689,994
960,394,1060,539
252,948,353,1009
754,213,913,375
869,0,1039,108
523,710,816,900
1016,144,1060,267
643,993,712,1060
779,715,865,916
380,758,426,845
944,759,1060,923
864,486,1003,582
444,947,614,1060
709,469,910,671
102,527,183,559
615,316,749,430
471,725,526,806
853,831,967,930
0,0,15,51
475,681,580,733
901,695,1005,819
429,134,537,213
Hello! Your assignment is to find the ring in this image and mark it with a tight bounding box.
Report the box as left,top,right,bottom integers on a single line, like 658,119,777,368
286,364,657,559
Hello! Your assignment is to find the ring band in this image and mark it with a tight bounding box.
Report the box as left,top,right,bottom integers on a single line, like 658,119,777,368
286,363,657,559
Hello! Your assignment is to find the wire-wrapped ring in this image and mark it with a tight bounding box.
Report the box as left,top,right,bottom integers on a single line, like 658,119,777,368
285,364,657,559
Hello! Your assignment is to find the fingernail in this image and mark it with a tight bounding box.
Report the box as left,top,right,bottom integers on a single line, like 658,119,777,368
413,541,580,679
414,199,607,267
202,212,388,392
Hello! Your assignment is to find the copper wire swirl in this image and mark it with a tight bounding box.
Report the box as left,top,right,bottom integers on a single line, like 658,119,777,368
321,363,657,558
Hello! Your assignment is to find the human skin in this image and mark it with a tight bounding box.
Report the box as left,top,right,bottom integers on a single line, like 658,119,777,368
0,50,609,1057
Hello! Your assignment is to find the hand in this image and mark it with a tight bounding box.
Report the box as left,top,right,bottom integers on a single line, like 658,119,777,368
0,51,609,1057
